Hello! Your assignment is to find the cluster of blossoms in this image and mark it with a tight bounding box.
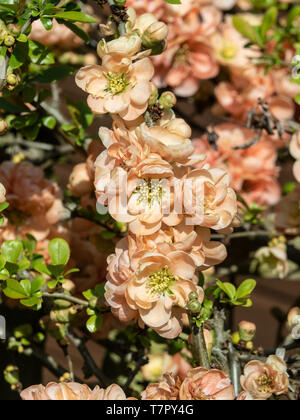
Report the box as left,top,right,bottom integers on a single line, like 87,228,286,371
21,353,289,400
75,6,239,339
125,0,299,208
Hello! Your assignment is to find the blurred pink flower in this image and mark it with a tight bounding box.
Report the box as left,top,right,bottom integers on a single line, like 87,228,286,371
192,123,281,206
0,161,63,241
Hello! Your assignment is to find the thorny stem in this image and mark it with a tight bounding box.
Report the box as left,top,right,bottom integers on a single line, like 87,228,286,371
190,322,210,370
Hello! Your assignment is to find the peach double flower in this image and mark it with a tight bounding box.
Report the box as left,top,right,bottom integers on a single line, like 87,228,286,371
76,53,154,121
21,383,127,401
240,355,289,400
105,237,203,338
141,367,235,400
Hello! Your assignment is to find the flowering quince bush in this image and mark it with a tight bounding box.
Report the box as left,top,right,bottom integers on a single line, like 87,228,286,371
0,0,299,403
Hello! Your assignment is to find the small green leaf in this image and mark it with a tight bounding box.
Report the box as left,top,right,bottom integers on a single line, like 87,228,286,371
0,202,9,212
287,6,300,27
261,7,277,38
3,279,28,299
42,115,56,129
163,0,181,3
48,238,70,266
22,234,37,256
31,275,45,294
21,296,41,309
47,264,65,278
216,280,236,301
1,240,23,263
9,41,29,69
232,16,263,47
86,314,103,333
47,11,97,23
236,279,256,299
20,279,31,297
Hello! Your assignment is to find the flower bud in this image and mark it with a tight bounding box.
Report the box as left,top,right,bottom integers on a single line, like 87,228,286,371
159,91,177,109
287,307,300,329
239,321,256,342
246,341,253,350
0,119,8,135
188,300,201,314
144,21,168,43
6,73,17,86
232,331,240,345
188,291,199,301
4,365,20,385
135,13,157,34
4,35,15,47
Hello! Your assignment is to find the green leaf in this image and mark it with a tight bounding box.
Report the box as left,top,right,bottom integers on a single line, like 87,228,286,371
9,41,29,69
0,255,6,270
86,314,103,333
261,7,277,38
236,279,256,299
20,279,31,297
46,11,97,23
216,280,236,301
40,17,53,30
47,264,65,278
287,6,300,27
18,258,30,271
22,234,37,256
48,238,70,266
21,296,41,309
232,16,263,47
42,115,56,129
22,85,36,103
295,92,300,105
163,0,181,3
31,275,45,294
1,240,23,263
0,202,9,212
28,40,55,65
3,279,28,299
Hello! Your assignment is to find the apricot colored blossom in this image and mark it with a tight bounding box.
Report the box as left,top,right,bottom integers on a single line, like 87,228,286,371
30,19,86,49
252,243,288,279
21,383,127,401
0,161,63,241
209,16,260,69
153,38,219,97
141,373,181,400
136,118,194,163
133,223,227,269
179,367,235,400
192,123,280,206
240,356,289,400
75,53,154,121
68,163,94,198
182,167,238,231
105,237,203,338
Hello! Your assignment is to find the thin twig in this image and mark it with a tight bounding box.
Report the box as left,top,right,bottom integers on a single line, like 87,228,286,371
43,292,89,308
67,329,109,387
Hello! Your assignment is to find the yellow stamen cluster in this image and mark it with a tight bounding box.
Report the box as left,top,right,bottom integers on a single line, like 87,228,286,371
147,265,177,295
104,71,130,96
256,373,274,393
221,43,238,59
